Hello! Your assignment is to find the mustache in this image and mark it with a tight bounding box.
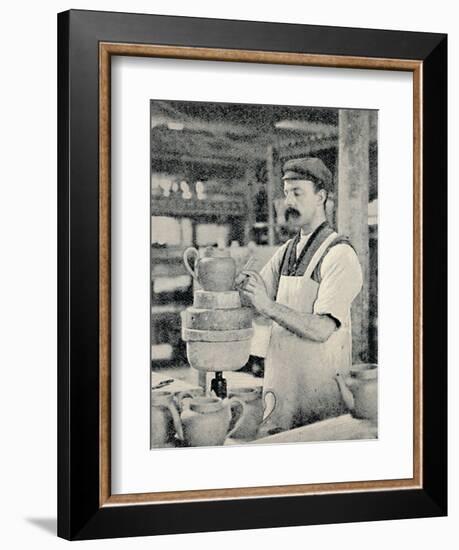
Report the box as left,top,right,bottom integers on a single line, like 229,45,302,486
285,207,301,218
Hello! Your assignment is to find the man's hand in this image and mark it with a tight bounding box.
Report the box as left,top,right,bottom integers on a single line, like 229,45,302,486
237,270,337,342
239,271,274,317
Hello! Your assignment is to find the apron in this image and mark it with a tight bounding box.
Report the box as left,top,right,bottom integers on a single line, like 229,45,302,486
257,227,352,431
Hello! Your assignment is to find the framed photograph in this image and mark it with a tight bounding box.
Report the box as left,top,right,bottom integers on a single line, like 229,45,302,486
58,9,447,540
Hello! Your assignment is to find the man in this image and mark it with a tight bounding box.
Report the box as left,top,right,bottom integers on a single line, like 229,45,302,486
240,157,363,434
277,204,303,242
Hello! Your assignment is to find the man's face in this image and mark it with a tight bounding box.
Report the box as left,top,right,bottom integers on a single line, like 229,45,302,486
283,179,325,227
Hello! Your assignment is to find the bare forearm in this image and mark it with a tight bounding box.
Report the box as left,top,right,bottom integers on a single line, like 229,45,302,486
240,271,337,342
263,300,336,342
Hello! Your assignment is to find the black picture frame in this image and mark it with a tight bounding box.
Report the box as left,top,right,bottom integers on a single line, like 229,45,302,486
58,9,447,540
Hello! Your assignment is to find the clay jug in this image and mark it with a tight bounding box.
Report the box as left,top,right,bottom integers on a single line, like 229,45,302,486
228,387,264,440
180,396,245,447
183,246,236,292
334,364,378,422
151,390,184,448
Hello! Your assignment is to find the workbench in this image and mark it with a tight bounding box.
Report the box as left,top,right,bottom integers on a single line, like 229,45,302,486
253,413,377,444
152,372,377,446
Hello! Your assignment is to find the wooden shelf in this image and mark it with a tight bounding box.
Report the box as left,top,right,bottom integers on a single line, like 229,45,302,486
151,197,246,218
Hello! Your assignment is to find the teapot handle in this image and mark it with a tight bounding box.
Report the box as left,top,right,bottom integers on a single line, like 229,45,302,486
183,247,199,282
166,400,184,441
334,373,355,412
226,398,245,439
261,390,277,423
174,391,194,413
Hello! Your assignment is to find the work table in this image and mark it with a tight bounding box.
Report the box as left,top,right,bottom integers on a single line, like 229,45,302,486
152,372,377,447
252,413,377,444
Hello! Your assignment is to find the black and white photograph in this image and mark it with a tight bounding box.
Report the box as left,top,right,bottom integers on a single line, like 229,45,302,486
0,0,452,546
150,100,378,449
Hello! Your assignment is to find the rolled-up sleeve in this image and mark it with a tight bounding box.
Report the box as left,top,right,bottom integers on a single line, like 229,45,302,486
313,244,363,327
259,241,290,300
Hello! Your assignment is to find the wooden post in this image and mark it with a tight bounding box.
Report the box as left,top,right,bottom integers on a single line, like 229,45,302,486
243,165,256,245
266,144,275,246
337,110,370,362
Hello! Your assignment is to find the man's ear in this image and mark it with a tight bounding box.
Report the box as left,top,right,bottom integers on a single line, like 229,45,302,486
318,188,327,206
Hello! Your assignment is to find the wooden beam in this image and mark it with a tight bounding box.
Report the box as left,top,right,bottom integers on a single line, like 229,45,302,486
151,154,247,168
337,110,370,363
243,165,257,244
266,144,276,246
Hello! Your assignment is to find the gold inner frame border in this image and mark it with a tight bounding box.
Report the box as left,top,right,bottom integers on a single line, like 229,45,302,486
99,42,423,507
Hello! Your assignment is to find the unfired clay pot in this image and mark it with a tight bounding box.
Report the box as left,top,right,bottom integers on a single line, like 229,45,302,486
183,246,237,292
180,396,245,447
335,364,378,422
228,387,263,440
151,390,184,447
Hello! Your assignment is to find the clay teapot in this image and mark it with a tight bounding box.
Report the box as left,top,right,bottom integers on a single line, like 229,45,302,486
183,246,237,292
334,364,378,422
228,387,264,440
151,390,184,448
180,395,245,447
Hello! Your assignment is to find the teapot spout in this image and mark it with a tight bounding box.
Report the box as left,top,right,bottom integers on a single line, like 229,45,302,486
334,373,355,412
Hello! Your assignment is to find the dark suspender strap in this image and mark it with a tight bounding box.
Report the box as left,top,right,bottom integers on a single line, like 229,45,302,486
280,233,300,276
293,223,335,277
275,231,356,296
311,235,355,283
292,221,328,274
280,222,335,277
275,241,294,299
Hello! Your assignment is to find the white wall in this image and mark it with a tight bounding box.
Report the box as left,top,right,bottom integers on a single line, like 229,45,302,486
0,1,456,548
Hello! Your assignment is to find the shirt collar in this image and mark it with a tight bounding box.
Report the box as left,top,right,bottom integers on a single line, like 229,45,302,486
300,220,329,238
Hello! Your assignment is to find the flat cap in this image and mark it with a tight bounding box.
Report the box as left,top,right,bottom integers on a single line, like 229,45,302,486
282,157,333,191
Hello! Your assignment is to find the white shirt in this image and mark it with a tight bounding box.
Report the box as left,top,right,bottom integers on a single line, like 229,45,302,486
260,237,363,328
295,231,312,259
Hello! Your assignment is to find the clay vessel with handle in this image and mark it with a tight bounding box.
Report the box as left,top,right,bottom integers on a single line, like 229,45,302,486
183,246,237,292
256,390,280,438
151,390,184,447
228,387,263,440
334,364,378,422
180,396,245,447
